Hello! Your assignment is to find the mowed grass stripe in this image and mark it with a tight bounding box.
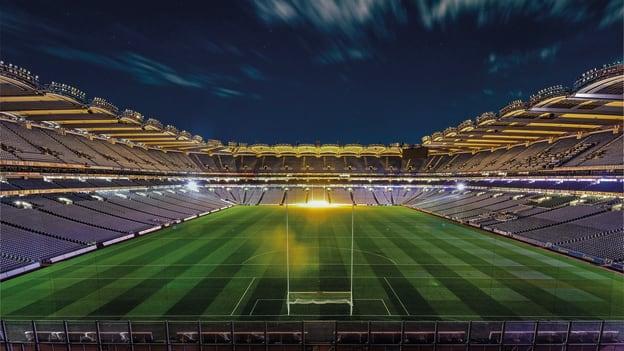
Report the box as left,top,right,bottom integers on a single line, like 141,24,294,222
402,209,621,302
5,218,225,316
377,209,580,318
354,210,437,316
2,207,264,317
1,206,622,320
158,208,284,317
319,210,350,315
366,209,518,319
386,208,622,318
87,209,270,318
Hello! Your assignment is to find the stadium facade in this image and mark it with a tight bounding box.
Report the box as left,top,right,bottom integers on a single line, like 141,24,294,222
0,61,623,349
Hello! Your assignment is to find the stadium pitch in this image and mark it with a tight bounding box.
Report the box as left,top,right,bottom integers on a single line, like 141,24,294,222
1,206,622,320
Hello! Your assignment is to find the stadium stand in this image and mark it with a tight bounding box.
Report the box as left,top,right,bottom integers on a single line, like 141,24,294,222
0,187,231,276
1,61,622,276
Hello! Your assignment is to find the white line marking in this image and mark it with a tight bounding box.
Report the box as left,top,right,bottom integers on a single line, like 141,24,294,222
230,277,255,315
383,277,410,315
249,298,262,315
379,298,391,316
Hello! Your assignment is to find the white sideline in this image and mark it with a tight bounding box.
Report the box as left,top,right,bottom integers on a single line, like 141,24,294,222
139,226,162,235
0,262,40,280
49,245,97,262
102,235,134,247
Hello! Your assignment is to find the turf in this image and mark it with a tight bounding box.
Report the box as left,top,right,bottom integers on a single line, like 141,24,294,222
1,206,622,320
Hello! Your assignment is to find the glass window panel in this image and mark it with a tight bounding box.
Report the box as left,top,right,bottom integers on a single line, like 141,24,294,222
99,321,130,344
470,322,503,344
403,322,435,345
233,322,265,345
602,321,624,345
200,322,231,344
5,321,34,343
169,322,199,344
370,321,401,345
503,322,535,345
536,321,568,344
437,322,469,344
304,321,335,344
568,321,601,344
66,321,98,344
266,322,302,345
34,321,66,343
131,322,166,344
337,322,368,344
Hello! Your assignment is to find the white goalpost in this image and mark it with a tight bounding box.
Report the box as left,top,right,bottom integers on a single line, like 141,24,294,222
285,199,355,315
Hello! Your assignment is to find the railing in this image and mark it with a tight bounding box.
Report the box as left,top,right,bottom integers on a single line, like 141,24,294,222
499,100,526,117
574,61,623,90
1,320,622,350
529,85,569,106
91,98,120,115
0,61,39,88
46,82,87,103
476,112,497,125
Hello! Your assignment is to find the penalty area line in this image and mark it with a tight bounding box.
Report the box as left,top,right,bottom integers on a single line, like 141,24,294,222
383,277,410,316
230,277,256,315
380,298,391,316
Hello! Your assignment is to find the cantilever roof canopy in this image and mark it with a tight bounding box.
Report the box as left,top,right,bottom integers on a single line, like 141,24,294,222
421,63,624,154
0,62,402,157
0,63,220,153
1,61,622,157
219,143,403,157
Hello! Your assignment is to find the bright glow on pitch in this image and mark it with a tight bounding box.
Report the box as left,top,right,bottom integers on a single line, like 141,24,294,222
186,180,199,192
294,200,348,208
456,182,466,191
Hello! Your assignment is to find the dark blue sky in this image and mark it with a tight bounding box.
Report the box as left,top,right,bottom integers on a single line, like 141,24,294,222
1,0,622,144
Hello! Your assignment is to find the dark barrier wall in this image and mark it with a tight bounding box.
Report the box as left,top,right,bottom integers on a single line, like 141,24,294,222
2,320,623,351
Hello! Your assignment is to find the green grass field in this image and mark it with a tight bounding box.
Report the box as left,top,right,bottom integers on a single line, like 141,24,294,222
1,206,622,320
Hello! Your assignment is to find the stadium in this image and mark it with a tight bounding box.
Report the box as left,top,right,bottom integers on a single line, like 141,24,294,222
0,2,623,350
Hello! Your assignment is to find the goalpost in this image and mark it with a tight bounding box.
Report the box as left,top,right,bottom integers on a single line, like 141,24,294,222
285,199,355,315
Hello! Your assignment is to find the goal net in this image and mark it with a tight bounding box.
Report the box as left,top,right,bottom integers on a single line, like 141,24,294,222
284,192,355,315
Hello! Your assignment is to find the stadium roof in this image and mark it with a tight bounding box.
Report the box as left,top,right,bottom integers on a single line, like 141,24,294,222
422,62,623,155
1,61,622,157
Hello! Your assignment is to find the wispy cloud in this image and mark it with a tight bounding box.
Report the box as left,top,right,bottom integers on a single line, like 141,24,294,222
415,0,594,30
482,88,494,96
41,46,207,88
601,0,624,27
252,0,406,40
0,7,68,38
486,43,560,74
315,46,373,64
212,87,244,98
252,0,620,36
240,65,267,80
251,0,405,65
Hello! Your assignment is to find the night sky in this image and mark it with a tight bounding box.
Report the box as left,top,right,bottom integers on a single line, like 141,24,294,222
1,1,622,145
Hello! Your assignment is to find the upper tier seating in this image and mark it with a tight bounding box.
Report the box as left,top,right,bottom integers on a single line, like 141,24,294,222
421,131,622,174
1,118,622,175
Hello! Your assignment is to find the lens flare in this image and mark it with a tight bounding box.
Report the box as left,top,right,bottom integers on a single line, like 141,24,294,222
293,200,350,208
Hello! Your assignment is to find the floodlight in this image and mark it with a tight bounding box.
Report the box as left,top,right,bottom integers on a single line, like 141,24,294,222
186,180,199,192
303,200,332,208
456,182,466,191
